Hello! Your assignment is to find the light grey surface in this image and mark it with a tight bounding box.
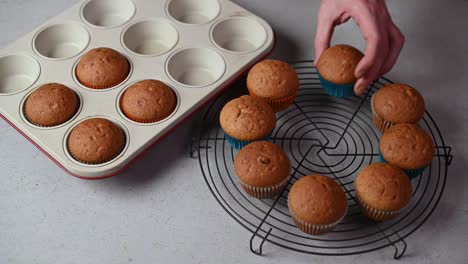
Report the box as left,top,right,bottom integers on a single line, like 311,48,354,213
0,0,467,263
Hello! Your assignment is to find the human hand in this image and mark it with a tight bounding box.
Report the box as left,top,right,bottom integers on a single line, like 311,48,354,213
314,0,405,95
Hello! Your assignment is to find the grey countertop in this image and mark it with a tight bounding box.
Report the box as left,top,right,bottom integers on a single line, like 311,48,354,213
1,0,467,263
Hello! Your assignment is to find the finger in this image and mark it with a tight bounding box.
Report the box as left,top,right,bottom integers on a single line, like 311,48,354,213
380,23,405,75
314,14,336,64
354,61,382,95
352,13,388,79
354,78,370,95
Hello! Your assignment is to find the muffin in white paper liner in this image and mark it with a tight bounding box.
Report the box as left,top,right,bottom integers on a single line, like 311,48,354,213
240,175,290,199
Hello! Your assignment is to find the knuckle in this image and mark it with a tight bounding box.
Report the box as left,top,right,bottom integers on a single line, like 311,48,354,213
367,32,384,44
398,32,406,44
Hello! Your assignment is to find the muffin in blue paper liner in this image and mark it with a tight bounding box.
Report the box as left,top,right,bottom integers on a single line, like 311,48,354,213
220,95,276,150
225,132,271,150
316,44,364,98
379,152,426,179
318,73,355,98
379,124,434,180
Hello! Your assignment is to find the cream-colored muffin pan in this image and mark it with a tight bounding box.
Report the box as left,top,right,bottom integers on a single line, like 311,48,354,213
0,0,274,179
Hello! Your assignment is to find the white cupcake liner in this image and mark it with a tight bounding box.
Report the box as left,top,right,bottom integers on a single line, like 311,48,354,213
371,94,395,133
240,175,290,199
357,196,401,221
288,197,348,235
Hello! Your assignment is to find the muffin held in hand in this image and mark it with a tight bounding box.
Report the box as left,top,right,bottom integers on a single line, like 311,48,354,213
220,95,276,149
316,44,364,97
247,59,299,112
120,80,177,123
288,175,347,235
234,141,291,199
355,163,413,221
372,83,425,133
76,47,130,89
68,118,126,164
379,123,435,178
24,83,79,127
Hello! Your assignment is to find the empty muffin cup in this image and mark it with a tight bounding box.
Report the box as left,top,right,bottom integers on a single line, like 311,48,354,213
33,23,90,60
167,0,221,24
122,19,179,56
81,0,136,28
211,17,267,53
0,54,41,95
166,48,225,87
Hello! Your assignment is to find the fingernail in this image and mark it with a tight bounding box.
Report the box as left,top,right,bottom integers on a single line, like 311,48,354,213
354,83,365,95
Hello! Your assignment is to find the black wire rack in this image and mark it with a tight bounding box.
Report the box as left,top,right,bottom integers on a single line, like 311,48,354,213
191,60,452,259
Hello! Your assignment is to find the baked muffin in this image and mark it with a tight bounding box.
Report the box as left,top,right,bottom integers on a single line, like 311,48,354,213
234,141,291,199
379,123,435,178
68,118,126,164
76,48,130,89
316,44,364,97
24,83,79,127
288,175,347,235
220,95,276,149
120,80,177,123
247,59,299,112
372,83,425,133
355,163,413,221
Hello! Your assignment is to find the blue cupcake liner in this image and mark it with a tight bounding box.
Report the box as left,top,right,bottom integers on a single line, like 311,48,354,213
224,132,271,150
318,73,355,98
379,152,426,179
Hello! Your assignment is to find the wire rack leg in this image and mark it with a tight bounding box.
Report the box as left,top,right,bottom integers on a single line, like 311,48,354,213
250,228,273,255
374,222,408,259
392,239,407,259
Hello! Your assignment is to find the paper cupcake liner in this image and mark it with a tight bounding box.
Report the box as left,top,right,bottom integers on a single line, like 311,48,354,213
224,132,271,150
318,73,355,98
120,102,172,124
24,113,63,128
357,196,400,221
404,167,426,178
288,197,348,235
370,94,395,133
76,61,130,89
240,175,290,199
247,87,297,112
78,76,128,90
379,152,426,179
372,113,395,133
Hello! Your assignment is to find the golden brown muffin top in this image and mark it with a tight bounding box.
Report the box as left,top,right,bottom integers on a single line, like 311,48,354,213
234,141,291,187
68,118,125,164
76,48,130,89
288,175,348,225
247,59,299,99
373,83,425,123
220,95,276,141
380,124,435,169
120,80,177,123
24,83,79,127
355,163,413,211
316,44,364,84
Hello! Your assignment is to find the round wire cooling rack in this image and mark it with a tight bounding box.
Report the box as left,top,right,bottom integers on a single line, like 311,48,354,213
191,61,453,259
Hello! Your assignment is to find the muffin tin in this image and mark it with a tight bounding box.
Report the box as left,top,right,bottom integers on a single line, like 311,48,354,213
0,0,274,179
